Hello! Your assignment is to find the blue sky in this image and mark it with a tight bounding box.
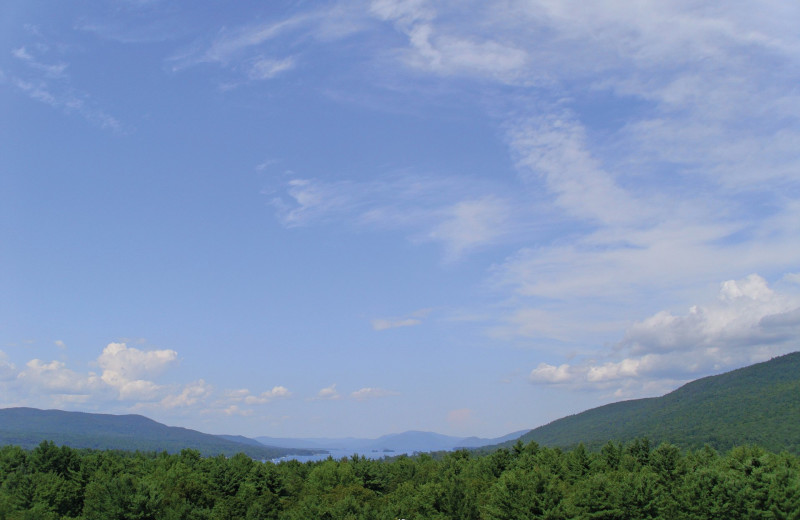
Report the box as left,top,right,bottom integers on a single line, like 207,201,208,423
1,0,799,439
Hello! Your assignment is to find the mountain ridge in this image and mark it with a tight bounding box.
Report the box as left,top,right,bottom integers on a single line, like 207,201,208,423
254,429,529,453
0,407,317,459
503,351,800,453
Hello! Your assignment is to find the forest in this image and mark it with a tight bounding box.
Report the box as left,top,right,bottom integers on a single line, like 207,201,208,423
1,438,798,520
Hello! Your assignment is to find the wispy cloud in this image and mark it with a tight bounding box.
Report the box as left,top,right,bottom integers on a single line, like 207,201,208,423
248,57,295,80
371,318,420,331
12,46,68,77
203,17,306,64
266,172,524,260
242,2,800,391
350,387,399,401
7,38,122,131
371,0,527,81
372,308,431,331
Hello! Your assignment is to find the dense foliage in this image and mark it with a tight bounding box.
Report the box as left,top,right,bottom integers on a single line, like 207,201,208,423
512,352,800,454
1,439,798,519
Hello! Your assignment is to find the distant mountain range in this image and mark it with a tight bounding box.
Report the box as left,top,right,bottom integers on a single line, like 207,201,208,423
500,351,800,454
251,429,529,454
0,408,318,459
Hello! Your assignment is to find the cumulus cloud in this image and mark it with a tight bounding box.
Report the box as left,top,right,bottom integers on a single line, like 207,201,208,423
98,342,177,380
621,274,800,354
17,359,95,395
0,352,17,382
528,274,800,395
528,363,577,384
243,386,291,405
160,379,213,408
7,342,201,408
97,342,177,401
314,383,341,400
219,405,254,417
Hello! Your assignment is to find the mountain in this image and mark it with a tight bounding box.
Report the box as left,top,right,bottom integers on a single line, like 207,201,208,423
0,408,318,459
256,429,530,454
507,352,800,453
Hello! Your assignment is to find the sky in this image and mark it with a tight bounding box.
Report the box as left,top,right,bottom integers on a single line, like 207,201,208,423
1,0,799,440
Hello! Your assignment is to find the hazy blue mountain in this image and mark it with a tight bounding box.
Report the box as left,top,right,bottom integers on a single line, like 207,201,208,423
217,434,269,447
0,408,317,458
500,351,800,453
256,429,531,454
455,430,531,448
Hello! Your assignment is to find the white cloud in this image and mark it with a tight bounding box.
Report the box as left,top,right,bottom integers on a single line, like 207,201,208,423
350,387,399,401
97,342,177,380
784,273,800,285
427,197,511,260
372,318,421,331
220,405,254,417
17,359,94,395
8,39,122,131
492,308,578,343
159,380,213,409
96,342,177,401
268,173,520,260
243,386,291,404
9,342,188,405
315,383,341,400
372,308,431,331
0,352,18,382
370,0,434,26
529,363,576,384
372,0,527,81
508,114,647,226
528,274,800,393
621,274,800,354
248,56,295,80
12,46,68,77
97,343,178,401
203,17,307,64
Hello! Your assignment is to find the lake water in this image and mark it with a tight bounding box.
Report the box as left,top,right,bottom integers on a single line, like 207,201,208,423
271,447,420,463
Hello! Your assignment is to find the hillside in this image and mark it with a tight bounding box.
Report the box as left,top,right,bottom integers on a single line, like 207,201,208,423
509,352,800,453
0,408,317,459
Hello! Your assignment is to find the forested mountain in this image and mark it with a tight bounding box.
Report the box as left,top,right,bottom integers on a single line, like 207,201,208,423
0,408,317,459
510,351,800,453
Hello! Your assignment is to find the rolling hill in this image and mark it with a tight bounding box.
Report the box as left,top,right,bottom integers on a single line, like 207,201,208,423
508,351,800,453
0,408,317,459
